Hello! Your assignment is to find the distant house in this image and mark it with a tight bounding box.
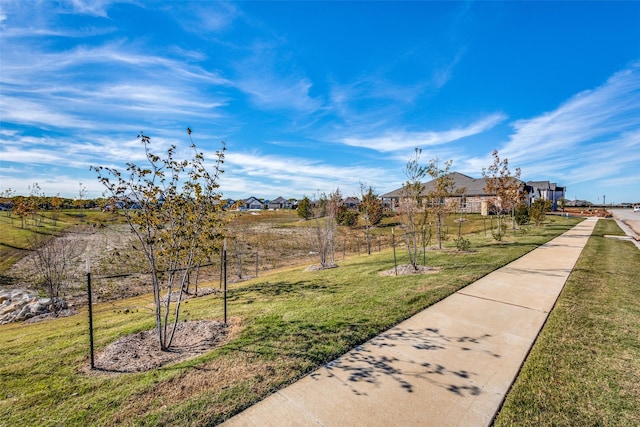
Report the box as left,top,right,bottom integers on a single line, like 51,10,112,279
344,197,360,210
381,172,494,214
240,196,264,211
381,172,566,214
525,181,566,210
213,198,235,210
267,196,292,210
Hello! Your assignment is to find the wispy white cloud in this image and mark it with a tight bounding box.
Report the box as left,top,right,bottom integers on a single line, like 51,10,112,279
0,132,145,167
0,96,96,130
66,0,114,18
429,50,465,90
556,129,640,185
2,40,229,86
231,40,325,114
332,76,423,107
236,75,323,113
0,36,233,138
170,1,239,34
0,172,107,198
338,113,507,152
223,151,389,198
452,61,640,200
497,61,640,181
0,0,118,37
328,78,419,128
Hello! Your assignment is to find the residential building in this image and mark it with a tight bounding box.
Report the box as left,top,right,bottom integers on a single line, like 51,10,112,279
267,196,296,210
381,172,565,214
343,196,360,210
240,196,264,211
525,181,566,210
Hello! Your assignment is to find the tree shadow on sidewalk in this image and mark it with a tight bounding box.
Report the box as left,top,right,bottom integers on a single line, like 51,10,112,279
313,326,500,398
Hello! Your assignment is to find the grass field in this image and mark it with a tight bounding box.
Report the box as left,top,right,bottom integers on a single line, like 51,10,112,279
0,216,582,426
494,219,640,426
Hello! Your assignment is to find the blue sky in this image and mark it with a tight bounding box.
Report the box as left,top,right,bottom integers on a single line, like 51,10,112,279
1,1,639,204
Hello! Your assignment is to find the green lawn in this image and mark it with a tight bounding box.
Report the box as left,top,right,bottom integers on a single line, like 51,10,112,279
494,219,640,426
0,217,581,426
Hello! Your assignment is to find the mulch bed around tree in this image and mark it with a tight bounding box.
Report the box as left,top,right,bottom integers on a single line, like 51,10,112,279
378,264,441,276
89,318,242,374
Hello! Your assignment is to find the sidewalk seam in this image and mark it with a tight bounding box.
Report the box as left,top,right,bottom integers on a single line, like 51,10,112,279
275,390,324,426
456,291,551,314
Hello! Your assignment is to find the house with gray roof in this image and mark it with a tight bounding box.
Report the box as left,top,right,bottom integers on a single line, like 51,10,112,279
381,172,565,214
239,196,264,211
344,196,360,209
525,181,566,210
267,196,295,210
380,172,495,214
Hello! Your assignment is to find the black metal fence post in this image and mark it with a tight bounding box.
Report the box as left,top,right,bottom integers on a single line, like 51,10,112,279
219,247,223,289
392,227,398,276
86,263,95,370
422,227,427,266
223,238,227,325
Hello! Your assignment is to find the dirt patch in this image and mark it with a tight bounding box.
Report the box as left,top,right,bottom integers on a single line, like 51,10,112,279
304,263,339,271
7,224,141,299
5,223,222,309
563,208,612,218
89,318,243,373
23,308,79,324
378,264,442,276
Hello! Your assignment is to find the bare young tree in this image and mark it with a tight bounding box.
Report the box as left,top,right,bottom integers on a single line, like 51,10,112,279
73,182,88,213
359,183,383,255
399,148,429,269
426,158,455,250
226,219,252,280
93,131,225,351
50,195,63,225
482,149,522,241
27,182,44,229
28,233,80,314
314,189,342,268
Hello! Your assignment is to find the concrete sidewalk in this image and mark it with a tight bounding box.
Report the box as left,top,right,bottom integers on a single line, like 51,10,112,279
222,218,598,427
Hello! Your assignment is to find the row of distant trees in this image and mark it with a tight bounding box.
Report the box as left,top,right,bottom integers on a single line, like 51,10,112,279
0,182,95,229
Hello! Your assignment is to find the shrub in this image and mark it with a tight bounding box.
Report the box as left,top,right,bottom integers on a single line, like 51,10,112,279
515,201,530,225
455,237,471,251
530,199,553,226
